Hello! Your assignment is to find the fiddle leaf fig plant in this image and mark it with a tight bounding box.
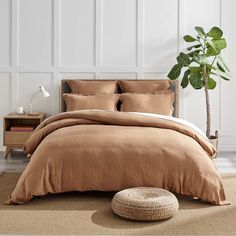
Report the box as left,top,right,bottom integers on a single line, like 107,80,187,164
168,26,230,138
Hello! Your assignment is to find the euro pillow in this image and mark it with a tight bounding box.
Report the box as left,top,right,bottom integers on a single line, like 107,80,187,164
63,93,119,112
118,80,171,93
67,80,118,95
120,91,174,116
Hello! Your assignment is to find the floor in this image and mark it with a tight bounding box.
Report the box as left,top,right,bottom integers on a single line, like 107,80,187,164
1,172,236,235
0,150,236,173
0,151,28,173
214,151,236,173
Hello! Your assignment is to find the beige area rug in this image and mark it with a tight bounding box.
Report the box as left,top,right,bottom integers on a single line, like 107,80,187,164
0,172,236,236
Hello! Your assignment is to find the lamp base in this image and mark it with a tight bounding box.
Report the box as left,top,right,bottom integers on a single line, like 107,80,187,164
28,112,40,116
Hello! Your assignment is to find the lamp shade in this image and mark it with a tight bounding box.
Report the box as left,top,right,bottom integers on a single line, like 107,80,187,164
30,85,50,114
39,86,50,98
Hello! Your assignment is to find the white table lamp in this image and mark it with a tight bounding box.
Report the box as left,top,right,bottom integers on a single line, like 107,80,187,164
30,86,50,115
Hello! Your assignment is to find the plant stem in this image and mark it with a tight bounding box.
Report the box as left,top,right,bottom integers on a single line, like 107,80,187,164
203,65,211,138
211,56,217,67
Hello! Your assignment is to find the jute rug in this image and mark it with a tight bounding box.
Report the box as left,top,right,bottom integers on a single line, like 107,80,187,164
0,172,236,235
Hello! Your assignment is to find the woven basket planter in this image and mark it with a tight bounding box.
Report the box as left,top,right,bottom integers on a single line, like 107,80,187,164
111,187,179,221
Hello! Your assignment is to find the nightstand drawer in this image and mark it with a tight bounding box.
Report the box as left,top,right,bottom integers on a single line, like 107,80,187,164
4,131,32,145
3,112,46,158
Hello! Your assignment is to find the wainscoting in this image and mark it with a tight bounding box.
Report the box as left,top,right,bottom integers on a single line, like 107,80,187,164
0,0,235,151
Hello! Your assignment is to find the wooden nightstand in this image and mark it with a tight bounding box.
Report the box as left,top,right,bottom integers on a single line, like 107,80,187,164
3,112,46,158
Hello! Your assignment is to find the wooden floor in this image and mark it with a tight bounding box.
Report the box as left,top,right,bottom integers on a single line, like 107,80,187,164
0,150,236,173
213,151,236,173
0,151,28,173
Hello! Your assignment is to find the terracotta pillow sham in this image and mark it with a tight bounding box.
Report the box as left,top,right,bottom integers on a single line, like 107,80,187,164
118,80,171,93
67,80,118,95
120,90,174,116
63,93,119,112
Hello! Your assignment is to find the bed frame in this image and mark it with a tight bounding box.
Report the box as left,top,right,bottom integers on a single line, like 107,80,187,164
60,80,179,118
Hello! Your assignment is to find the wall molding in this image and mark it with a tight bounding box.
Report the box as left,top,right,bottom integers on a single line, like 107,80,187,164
219,0,236,140
177,0,187,118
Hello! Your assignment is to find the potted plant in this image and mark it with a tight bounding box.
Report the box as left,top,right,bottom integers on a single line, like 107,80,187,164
167,26,230,154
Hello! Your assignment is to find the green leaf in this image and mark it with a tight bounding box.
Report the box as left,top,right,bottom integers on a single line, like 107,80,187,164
208,78,217,89
217,61,225,72
194,26,205,36
206,64,214,70
212,68,231,80
206,46,220,57
187,44,201,51
181,70,190,88
183,35,196,42
188,49,201,58
206,38,227,54
212,38,227,50
220,71,231,80
189,73,204,89
207,27,223,39
167,64,183,80
206,37,226,57
193,53,209,65
189,66,201,73
217,55,230,72
206,38,219,54
177,52,191,66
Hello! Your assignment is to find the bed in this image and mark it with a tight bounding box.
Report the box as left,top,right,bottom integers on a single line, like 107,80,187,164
5,79,229,205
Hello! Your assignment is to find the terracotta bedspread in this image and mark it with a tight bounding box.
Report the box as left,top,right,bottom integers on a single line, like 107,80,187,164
5,110,229,205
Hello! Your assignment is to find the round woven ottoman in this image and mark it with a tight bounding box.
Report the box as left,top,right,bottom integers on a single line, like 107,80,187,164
111,187,179,221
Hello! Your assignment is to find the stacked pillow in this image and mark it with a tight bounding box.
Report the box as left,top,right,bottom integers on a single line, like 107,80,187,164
118,80,171,93
63,93,119,111
118,80,174,116
63,79,174,116
67,80,118,95
63,80,119,112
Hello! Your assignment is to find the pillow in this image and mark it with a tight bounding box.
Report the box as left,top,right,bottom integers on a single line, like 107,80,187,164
67,80,118,95
63,93,119,112
118,80,171,93
119,91,174,116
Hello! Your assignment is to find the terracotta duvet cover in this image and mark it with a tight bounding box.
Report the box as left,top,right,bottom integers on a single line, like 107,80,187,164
5,110,229,205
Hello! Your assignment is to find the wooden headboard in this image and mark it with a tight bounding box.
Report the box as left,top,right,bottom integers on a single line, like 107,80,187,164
60,80,179,117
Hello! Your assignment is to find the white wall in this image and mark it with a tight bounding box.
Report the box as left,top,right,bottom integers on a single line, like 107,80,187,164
0,0,235,151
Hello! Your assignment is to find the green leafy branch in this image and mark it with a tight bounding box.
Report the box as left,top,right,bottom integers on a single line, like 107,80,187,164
168,26,230,90
167,26,231,138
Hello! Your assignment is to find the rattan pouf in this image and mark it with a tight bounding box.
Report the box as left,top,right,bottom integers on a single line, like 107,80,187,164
111,187,179,221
